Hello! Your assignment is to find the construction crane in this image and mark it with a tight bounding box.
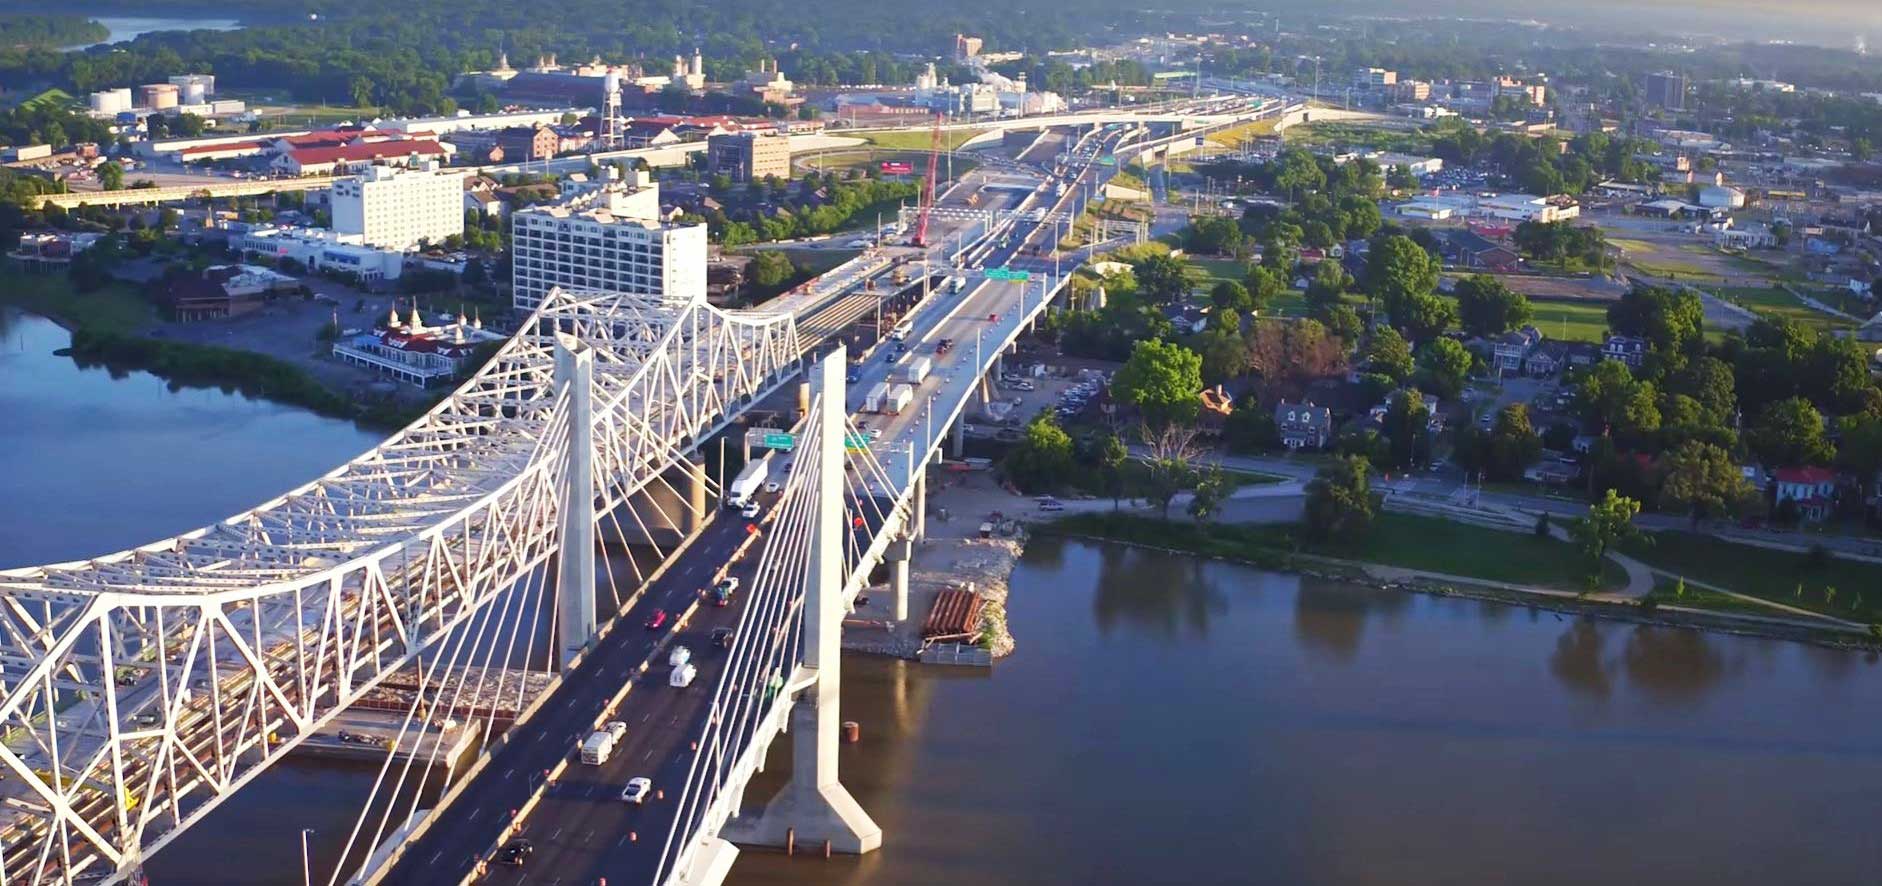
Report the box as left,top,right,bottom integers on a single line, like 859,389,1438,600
913,113,944,247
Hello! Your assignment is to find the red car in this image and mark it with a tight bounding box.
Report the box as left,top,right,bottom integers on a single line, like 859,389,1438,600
645,609,669,630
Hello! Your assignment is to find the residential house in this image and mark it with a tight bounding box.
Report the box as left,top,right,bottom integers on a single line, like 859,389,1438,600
1275,401,1333,450
1492,325,1544,374
1771,466,1837,522
1522,340,1572,377
1439,228,1521,272
1602,334,1648,368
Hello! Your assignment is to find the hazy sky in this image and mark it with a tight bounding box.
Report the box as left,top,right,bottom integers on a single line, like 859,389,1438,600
1346,0,1882,46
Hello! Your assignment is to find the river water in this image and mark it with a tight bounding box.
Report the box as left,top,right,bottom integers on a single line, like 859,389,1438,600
3,306,1880,883
61,14,243,50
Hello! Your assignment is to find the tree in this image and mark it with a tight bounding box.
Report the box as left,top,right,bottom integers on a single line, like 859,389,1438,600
1836,415,1882,507
1186,215,1244,255
1395,293,1457,342
1659,440,1755,526
1304,455,1375,542
1247,318,1349,392
1244,265,1285,312
1003,414,1074,493
1112,339,1203,428
1382,389,1432,469
1209,280,1252,316
1223,394,1278,453
1577,359,1661,441
1134,425,1203,519
1607,285,1704,355
1097,433,1130,509
1192,328,1250,385
1747,397,1835,467
1366,327,1414,382
97,161,123,191
1453,274,1533,337
1187,466,1231,525
748,250,795,289
1415,337,1473,399
1366,234,1439,317
1484,404,1543,481
1568,490,1642,589
1131,253,1190,305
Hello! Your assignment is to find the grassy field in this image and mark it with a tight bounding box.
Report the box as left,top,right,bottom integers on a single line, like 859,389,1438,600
0,271,154,334
1487,296,1612,343
1282,122,1432,155
1205,118,1280,148
1627,531,1882,624
1714,285,1855,332
1050,511,1625,591
862,128,987,152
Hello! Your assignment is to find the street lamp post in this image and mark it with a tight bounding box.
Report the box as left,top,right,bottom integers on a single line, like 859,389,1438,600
301,829,315,886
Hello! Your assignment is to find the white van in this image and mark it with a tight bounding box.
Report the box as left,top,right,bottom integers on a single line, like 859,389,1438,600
669,663,698,688
668,645,692,668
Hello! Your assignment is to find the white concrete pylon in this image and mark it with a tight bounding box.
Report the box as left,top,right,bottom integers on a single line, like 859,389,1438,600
554,332,597,668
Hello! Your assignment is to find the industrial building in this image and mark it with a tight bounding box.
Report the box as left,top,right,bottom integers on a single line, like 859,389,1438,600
331,163,467,250
706,132,792,182
1647,71,1688,111
509,169,707,312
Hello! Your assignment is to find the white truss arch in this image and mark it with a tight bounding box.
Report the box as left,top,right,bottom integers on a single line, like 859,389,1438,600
0,287,799,885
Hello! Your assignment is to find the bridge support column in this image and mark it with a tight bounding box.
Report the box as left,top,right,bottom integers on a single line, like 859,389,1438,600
912,469,927,541
684,461,709,535
949,416,965,459
724,347,881,855
886,537,912,621
554,333,597,670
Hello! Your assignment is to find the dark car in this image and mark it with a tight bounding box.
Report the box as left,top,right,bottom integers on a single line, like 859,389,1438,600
645,609,669,630
712,627,735,649
496,839,533,866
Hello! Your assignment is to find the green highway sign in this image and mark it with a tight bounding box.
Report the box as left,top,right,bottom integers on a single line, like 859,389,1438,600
986,267,1031,282
844,433,870,451
762,432,796,450
1100,155,1117,166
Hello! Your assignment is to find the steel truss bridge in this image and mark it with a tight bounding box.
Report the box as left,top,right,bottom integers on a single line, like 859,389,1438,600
0,287,799,885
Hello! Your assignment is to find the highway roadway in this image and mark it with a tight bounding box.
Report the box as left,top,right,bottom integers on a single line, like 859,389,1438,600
374,494,777,886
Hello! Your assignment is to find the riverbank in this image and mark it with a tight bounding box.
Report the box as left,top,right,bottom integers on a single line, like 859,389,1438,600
0,270,424,430
1038,511,1881,651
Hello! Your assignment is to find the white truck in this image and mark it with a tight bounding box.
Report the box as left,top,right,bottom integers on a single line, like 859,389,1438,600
949,276,966,293
670,663,698,688
580,730,616,765
864,381,891,414
885,384,914,415
901,356,932,385
727,460,767,507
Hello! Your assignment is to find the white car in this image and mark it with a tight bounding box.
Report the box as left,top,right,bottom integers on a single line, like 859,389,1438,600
621,777,652,804
669,645,692,668
740,502,761,519
764,481,782,494
866,428,882,440
605,721,627,742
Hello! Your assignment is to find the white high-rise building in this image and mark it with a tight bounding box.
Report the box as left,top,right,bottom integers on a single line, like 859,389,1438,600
510,169,707,313
330,163,466,251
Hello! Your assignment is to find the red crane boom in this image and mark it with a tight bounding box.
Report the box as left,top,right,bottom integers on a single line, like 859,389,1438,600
913,113,943,247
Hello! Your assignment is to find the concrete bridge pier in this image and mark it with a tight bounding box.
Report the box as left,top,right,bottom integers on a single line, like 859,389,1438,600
885,537,912,621
949,416,965,459
912,467,927,542
683,461,710,534
553,333,598,669
723,348,881,856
